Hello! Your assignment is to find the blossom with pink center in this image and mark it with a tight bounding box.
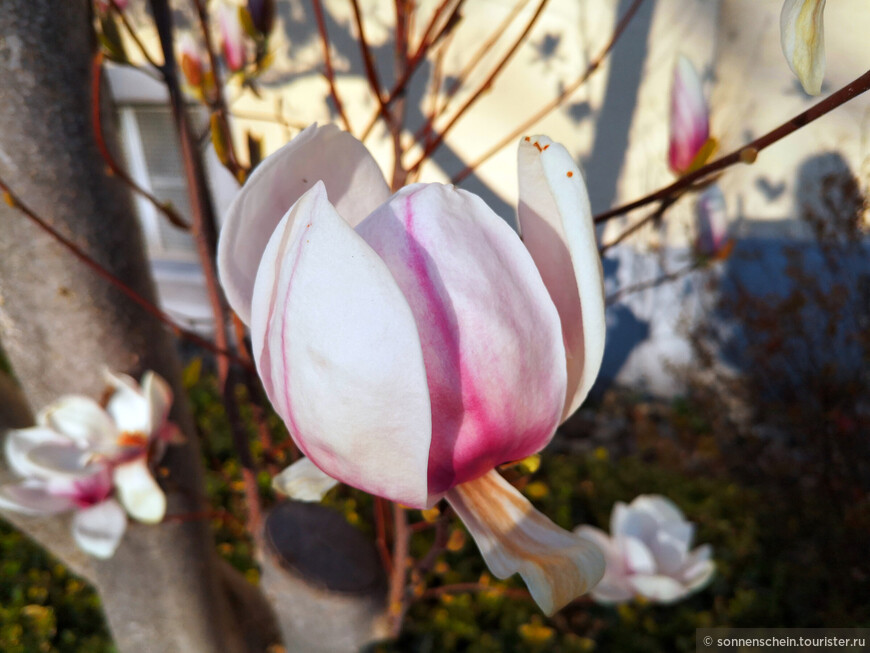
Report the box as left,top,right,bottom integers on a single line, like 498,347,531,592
780,0,826,95
217,124,607,614
179,33,206,88
576,495,715,604
218,2,246,72
0,371,178,557
668,55,709,175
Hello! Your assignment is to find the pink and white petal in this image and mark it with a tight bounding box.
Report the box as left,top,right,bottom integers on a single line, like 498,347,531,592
0,480,75,515
71,499,127,559
250,182,432,508
217,124,390,325
575,525,632,599
517,136,605,422
357,183,566,495
622,536,657,575
141,371,173,436
272,457,339,501
39,396,118,450
113,458,166,524
446,470,604,616
589,578,636,604
669,55,709,174
26,443,97,479
4,427,69,478
780,0,826,95
104,369,149,434
628,574,689,604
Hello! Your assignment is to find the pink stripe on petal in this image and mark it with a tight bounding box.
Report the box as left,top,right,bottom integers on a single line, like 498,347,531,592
668,56,709,174
357,184,566,495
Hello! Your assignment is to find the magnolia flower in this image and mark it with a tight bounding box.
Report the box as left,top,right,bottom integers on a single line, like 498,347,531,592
694,184,732,260
179,33,205,88
218,2,246,72
217,124,607,614
576,495,715,604
0,371,177,557
780,0,826,95
669,55,709,175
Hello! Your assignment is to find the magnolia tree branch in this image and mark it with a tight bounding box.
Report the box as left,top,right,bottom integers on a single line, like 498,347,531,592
595,66,870,225
311,0,353,132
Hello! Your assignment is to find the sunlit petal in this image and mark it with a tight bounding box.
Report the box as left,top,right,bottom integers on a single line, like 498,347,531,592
446,470,604,615
668,55,709,174
251,182,432,508
517,136,605,421
272,457,339,501
113,457,166,524
38,396,117,450
781,0,826,95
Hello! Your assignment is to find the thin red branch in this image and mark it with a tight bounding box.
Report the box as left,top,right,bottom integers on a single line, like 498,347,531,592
0,176,241,364
349,0,391,124
91,53,191,230
452,0,645,184
358,0,462,140
374,497,394,575
311,0,353,132
109,0,162,69
405,0,550,176
595,66,870,224
416,0,531,144
606,260,701,304
387,503,410,638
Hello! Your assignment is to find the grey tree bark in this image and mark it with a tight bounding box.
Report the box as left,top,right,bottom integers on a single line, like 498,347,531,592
0,2,278,651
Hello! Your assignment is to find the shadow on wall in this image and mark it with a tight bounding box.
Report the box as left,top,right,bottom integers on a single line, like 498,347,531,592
593,151,869,398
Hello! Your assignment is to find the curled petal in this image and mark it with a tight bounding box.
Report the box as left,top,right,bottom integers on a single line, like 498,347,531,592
272,457,339,501
682,544,716,591
26,443,98,479
0,480,75,515
4,427,69,478
217,124,390,325
38,396,117,451
113,457,166,524
71,499,127,559
781,0,826,95
250,182,432,508
517,136,605,422
446,470,604,615
669,56,710,174
142,371,173,436
357,183,566,495
574,526,635,603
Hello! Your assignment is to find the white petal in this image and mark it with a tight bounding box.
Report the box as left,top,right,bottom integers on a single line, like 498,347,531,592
517,136,605,421
39,396,118,450
141,371,173,436
681,544,716,591
622,536,657,575
26,443,98,479
272,457,339,501
0,480,75,515
629,494,686,527
218,124,390,325
104,369,150,434
628,574,689,604
71,499,127,559
575,525,635,604
648,520,694,575
113,457,166,524
780,0,826,95
612,503,657,542
4,427,69,478
446,470,604,615
250,182,432,508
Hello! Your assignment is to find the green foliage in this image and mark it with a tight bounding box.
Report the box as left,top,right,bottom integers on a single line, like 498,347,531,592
0,522,113,652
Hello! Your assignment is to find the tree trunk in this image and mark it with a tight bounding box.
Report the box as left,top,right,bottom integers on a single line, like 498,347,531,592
0,2,277,650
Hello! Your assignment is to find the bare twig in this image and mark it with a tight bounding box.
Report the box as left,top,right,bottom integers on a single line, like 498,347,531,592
349,0,391,126
452,0,645,184
311,0,353,132
91,53,191,230
109,0,162,69
387,503,410,638
405,0,550,176
606,260,701,304
595,66,870,224
601,195,677,252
